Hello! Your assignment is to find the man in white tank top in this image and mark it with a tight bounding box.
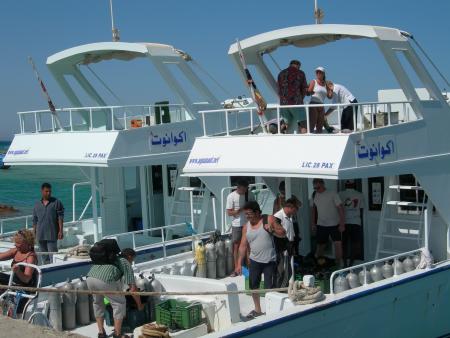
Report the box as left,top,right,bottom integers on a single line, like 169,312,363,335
235,201,285,319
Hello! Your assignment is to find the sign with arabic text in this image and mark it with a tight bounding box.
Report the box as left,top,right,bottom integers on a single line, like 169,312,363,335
149,130,187,150
356,135,397,165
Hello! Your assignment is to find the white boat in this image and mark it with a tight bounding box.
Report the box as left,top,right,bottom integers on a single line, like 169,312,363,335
0,39,242,284
3,23,450,338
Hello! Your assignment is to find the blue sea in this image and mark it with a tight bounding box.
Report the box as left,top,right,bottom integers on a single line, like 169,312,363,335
0,141,92,224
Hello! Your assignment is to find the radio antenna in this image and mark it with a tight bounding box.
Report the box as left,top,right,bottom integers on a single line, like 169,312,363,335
314,0,324,24
109,0,120,41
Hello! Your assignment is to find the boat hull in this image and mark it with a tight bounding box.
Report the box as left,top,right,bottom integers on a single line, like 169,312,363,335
222,263,450,338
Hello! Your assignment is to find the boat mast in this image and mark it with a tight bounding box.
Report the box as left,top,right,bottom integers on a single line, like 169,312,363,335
314,0,324,24
109,0,120,41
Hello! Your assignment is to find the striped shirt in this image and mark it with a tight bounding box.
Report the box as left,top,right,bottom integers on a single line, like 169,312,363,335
87,257,135,285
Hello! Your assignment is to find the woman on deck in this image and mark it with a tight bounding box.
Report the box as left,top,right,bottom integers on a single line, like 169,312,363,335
307,66,328,133
0,229,38,290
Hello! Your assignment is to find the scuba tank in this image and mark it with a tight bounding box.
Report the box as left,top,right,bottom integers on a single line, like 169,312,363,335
346,270,360,289
413,254,421,268
333,274,349,293
60,279,77,330
402,256,415,272
215,239,226,278
205,242,217,279
170,263,181,275
195,242,207,278
358,269,372,285
47,284,63,331
180,261,192,276
74,277,90,325
225,238,234,275
136,273,147,291
393,260,404,275
381,262,394,279
370,265,383,282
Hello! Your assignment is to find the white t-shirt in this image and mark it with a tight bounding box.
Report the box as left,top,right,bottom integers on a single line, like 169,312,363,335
312,190,342,227
331,84,356,107
274,208,294,241
226,190,247,227
339,188,364,225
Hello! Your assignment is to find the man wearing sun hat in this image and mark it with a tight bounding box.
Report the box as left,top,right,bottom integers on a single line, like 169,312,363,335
339,179,365,266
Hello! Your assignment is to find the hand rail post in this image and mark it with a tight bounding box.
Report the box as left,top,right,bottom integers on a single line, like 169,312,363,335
34,112,38,133
352,105,357,131
225,110,229,136
202,112,206,136
387,103,392,126
306,105,310,134
1,220,4,235
250,109,254,132
277,106,281,134
111,107,115,130
132,233,136,251
25,216,29,229
337,105,342,133
89,108,93,130
69,109,73,131
190,190,195,230
161,228,167,259
211,195,217,232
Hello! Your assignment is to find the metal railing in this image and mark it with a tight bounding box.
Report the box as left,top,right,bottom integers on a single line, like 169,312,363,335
72,181,91,222
17,103,189,134
329,248,423,294
104,223,216,260
199,100,414,136
0,215,32,237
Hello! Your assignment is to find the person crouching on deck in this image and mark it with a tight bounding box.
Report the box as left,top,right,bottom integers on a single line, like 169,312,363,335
234,201,286,319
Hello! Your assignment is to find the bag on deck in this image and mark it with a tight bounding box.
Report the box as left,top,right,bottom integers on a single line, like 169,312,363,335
89,239,121,264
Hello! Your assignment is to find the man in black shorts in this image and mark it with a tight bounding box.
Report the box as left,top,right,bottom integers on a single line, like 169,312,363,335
235,201,285,319
311,179,345,267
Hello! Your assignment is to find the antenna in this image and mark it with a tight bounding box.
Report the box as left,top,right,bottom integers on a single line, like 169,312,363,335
109,0,120,41
314,0,324,24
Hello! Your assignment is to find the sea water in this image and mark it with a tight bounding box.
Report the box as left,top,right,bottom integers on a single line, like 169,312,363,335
0,141,92,231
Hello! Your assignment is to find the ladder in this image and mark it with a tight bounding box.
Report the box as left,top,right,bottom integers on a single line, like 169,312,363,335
375,175,431,259
167,173,211,239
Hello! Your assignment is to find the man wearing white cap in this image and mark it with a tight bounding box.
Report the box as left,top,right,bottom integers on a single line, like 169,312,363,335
339,180,365,266
325,81,358,132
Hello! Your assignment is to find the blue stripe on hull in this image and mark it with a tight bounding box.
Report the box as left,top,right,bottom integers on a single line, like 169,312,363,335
223,263,450,338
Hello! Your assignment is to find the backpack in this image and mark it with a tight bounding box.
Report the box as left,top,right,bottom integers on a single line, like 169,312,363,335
89,239,121,265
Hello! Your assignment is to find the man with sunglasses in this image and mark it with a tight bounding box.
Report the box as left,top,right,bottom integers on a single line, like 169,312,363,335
32,182,64,264
234,201,286,319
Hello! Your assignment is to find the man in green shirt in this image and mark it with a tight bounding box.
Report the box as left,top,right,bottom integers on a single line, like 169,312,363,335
87,253,143,338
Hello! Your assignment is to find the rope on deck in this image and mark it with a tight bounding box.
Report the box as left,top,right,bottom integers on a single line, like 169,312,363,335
0,284,288,296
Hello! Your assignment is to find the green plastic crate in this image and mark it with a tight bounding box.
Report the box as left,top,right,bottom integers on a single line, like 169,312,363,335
156,299,202,330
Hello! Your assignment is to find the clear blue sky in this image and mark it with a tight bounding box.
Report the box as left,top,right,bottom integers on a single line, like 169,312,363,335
0,0,449,140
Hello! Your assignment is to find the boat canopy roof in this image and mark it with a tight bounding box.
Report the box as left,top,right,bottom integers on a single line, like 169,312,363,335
47,41,190,67
228,24,409,56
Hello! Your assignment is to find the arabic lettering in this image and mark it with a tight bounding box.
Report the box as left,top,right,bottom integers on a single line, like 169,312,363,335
357,139,394,161
150,131,187,147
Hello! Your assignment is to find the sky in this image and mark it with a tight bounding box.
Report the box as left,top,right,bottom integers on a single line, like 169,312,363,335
0,0,449,140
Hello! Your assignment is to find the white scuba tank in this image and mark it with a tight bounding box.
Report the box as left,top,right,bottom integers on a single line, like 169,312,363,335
393,260,404,274
402,257,415,272
206,243,217,279
74,277,90,326
381,262,394,279
225,238,234,275
333,274,350,293
61,279,77,330
48,284,63,331
215,239,226,278
358,269,372,284
346,270,360,289
370,265,383,282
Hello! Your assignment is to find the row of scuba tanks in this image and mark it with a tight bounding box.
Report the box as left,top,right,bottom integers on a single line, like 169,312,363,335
333,255,421,293
194,236,234,279
47,275,164,331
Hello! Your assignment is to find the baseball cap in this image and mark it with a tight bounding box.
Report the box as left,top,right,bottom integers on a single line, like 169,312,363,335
315,66,326,73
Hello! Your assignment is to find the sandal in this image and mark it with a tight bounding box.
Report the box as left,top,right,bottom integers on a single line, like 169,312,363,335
229,271,239,277
246,310,264,319
98,330,107,338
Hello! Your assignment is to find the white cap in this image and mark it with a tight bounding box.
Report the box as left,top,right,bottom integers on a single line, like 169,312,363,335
315,66,326,72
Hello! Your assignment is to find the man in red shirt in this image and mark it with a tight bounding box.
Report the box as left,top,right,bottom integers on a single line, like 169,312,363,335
277,60,308,131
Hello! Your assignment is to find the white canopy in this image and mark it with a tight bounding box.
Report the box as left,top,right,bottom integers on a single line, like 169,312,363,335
228,24,409,56
47,42,188,66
